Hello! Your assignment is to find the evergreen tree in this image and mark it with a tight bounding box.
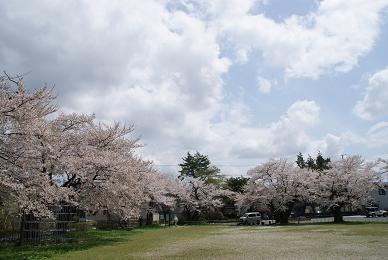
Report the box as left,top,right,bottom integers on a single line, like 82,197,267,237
178,152,223,185
306,155,316,170
224,176,249,193
315,151,331,171
296,152,331,171
296,152,306,169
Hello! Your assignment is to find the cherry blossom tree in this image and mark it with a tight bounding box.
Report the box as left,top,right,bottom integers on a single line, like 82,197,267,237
54,117,150,219
172,177,234,221
241,159,317,224
241,156,378,224
0,73,71,217
316,155,378,223
174,151,234,220
0,73,175,220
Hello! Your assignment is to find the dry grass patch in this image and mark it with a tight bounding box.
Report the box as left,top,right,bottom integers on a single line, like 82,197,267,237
2,223,388,259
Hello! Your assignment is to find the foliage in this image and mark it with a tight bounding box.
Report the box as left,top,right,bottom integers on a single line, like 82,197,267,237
315,152,331,170
0,73,177,220
0,74,68,217
176,152,233,220
223,176,249,193
178,152,223,185
1,72,382,225
242,155,377,224
296,152,306,169
316,155,378,223
240,159,316,224
172,177,234,220
296,152,331,171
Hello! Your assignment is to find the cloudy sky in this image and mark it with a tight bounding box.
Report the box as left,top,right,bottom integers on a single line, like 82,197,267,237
1,0,388,175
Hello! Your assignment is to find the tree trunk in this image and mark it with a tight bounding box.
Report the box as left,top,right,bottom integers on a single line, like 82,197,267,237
332,207,343,223
278,210,291,225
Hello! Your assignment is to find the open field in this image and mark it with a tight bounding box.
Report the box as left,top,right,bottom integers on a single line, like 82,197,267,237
292,216,388,224
1,223,388,259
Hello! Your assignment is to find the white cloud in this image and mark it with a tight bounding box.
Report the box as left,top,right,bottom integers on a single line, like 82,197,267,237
224,100,322,159
285,100,320,126
147,98,344,176
199,0,388,78
0,0,230,163
256,76,272,94
311,134,343,157
310,121,388,157
366,121,388,147
235,49,249,64
354,67,388,120
0,0,386,174
311,121,388,157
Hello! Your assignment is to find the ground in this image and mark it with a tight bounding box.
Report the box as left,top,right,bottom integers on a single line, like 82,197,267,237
1,223,388,259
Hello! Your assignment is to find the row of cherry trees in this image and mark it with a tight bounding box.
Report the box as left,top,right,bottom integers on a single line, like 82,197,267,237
239,155,385,223
0,74,221,220
1,73,386,223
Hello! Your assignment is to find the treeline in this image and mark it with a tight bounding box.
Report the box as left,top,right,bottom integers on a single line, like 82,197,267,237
1,73,387,225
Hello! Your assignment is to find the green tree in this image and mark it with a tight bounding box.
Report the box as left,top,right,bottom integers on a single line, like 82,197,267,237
224,176,249,193
296,152,306,169
315,151,331,171
306,155,316,170
296,152,331,171
178,152,223,185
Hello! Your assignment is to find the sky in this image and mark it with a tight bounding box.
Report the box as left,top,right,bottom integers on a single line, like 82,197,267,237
1,0,388,176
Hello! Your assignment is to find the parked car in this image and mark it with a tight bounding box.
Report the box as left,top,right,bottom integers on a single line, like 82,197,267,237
365,207,388,217
260,214,276,225
239,212,261,225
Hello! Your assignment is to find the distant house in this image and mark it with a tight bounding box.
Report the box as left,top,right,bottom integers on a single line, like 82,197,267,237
139,202,161,226
84,201,177,226
140,202,179,226
371,182,388,210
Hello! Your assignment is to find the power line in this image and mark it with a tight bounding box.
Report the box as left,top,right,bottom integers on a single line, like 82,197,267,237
155,164,256,167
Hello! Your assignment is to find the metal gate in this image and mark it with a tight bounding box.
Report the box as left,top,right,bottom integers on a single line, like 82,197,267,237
1,204,80,245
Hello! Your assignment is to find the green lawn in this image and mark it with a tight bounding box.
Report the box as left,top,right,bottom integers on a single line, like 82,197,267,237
1,223,388,259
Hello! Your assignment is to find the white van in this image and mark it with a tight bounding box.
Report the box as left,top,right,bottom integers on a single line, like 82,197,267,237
239,212,261,225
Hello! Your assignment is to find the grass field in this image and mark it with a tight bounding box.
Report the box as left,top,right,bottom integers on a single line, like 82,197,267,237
1,223,388,259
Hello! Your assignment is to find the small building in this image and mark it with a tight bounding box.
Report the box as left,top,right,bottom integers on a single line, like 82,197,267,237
139,202,160,226
371,182,388,210
83,201,178,227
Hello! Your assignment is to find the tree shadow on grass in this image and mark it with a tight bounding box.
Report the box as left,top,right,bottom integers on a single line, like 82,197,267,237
0,229,137,260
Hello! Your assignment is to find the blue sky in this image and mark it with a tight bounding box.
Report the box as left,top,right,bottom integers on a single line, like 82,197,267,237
1,0,388,175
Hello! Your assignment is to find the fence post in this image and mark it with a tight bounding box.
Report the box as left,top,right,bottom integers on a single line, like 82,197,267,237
18,214,24,246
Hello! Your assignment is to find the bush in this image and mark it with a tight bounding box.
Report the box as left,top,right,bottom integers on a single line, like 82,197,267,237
96,220,121,230
207,211,225,220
